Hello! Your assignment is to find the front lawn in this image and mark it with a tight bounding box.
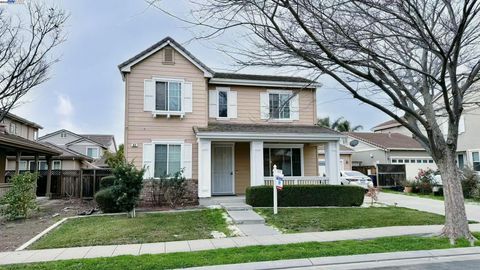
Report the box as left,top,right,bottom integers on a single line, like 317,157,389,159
4,234,479,270
382,189,480,203
30,209,231,250
255,207,445,233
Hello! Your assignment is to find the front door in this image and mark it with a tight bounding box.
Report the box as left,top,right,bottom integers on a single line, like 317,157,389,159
212,144,234,195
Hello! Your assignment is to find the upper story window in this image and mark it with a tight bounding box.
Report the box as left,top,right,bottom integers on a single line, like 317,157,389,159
60,132,67,138
86,147,100,158
154,144,181,177
33,130,38,140
155,81,182,112
269,93,291,119
9,123,17,135
473,152,480,171
218,91,228,118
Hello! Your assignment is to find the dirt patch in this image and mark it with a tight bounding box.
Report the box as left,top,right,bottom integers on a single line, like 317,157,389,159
0,198,96,252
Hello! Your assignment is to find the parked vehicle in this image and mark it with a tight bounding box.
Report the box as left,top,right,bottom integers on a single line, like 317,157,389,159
340,170,373,189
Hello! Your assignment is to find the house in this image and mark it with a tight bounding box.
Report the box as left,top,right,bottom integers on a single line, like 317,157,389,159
118,36,344,199
345,132,436,182
1,111,42,140
318,145,353,176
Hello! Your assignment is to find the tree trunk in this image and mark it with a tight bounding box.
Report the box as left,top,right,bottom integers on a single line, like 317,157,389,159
438,150,475,244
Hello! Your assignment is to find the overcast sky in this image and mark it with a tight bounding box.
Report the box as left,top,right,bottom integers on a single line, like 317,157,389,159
7,0,390,143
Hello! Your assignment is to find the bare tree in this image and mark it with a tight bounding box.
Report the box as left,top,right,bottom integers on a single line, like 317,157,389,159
153,0,480,243
0,3,67,121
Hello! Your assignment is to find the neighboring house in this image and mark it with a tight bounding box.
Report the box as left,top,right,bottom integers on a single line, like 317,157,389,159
372,109,479,172
1,111,42,140
119,36,344,198
318,145,353,176
345,132,436,181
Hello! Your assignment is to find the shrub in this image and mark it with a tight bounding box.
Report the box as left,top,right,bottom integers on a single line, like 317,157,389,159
0,172,38,220
246,185,365,207
110,162,144,213
412,169,435,194
157,170,191,208
99,176,116,190
461,167,479,199
94,187,121,213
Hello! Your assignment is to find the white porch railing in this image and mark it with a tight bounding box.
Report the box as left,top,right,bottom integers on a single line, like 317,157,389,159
264,176,329,186
0,183,12,198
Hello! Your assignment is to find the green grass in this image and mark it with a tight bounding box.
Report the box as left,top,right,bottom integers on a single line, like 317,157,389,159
255,207,445,233
4,234,480,270
30,209,231,250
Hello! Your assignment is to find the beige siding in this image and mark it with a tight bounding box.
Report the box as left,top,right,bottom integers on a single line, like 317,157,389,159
210,86,316,125
2,117,38,140
124,46,208,179
234,142,250,194
318,153,353,171
303,144,318,176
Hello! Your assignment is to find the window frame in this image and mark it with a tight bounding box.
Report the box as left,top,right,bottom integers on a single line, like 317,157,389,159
217,90,229,119
86,147,100,159
9,123,17,135
152,141,183,178
263,144,304,177
153,78,184,114
473,152,480,171
267,90,293,120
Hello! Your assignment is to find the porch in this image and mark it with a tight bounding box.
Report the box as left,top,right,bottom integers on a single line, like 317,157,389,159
194,123,343,198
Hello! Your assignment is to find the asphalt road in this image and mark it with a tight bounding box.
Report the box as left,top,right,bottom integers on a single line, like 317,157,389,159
372,259,480,270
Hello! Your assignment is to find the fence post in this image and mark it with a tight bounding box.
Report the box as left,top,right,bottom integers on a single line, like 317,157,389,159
80,169,83,199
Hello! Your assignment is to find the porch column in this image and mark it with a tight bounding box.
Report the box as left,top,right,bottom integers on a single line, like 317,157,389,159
46,156,53,198
250,140,264,186
198,139,212,198
34,155,39,173
15,151,21,175
325,141,341,185
0,150,6,183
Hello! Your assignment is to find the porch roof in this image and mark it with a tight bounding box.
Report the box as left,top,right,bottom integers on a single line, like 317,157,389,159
194,123,343,141
0,133,61,156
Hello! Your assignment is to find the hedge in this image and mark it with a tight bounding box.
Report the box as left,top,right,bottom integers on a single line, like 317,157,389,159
100,176,116,190
246,185,365,207
94,187,121,213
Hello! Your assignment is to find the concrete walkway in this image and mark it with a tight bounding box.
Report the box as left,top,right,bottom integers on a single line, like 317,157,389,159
185,246,480,270
2,224,480,266
378,192,480,222
221,202,280,236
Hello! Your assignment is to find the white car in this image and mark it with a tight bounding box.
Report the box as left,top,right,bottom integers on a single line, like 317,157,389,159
340,170,373,189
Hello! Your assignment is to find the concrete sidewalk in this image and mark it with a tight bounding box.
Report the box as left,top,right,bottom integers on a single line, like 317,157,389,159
378,192,480,222
1,224,480,266
184,246,480,270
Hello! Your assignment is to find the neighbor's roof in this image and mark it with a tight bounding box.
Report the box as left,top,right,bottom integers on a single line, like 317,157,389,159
2,111,43,129
0,133,60,156
194,123,340,135
347,132,423,150
372,119,403,131
41,142,93,161
118,37,319,88
80,134,116,149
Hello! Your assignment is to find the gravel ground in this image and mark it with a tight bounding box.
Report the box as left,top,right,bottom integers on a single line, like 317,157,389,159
0,198,96,252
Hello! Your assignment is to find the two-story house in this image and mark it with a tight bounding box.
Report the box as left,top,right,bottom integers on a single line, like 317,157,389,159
119,37,344,199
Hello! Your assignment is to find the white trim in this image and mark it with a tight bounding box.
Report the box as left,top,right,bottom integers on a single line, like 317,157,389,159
216,87,230,119
120,40,213,77
151,139,185,144
195,132,343,141
152,78,184,116
209,78,320,88
264,143,303,148
150,140,185,179
266,90,294,120
211,143,235,195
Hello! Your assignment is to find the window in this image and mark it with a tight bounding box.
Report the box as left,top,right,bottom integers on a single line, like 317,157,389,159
19,161,27,171
38,161,48,170
269,93,291,119
410,159,416,163
458,154,465,169
155,81,182,112
392,159,397,163
154,144,181,177
60,132,67,138
218,91,228,118
33,131,38,140
428,159,434,164
473,152,480,171
9,123,17,135
263,147,302,177
53,161,62,170
86,147,100,158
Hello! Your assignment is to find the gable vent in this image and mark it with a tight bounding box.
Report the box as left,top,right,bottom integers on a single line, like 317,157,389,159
163,47,175,64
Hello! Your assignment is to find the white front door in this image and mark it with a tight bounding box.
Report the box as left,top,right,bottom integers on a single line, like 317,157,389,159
212,144,234,195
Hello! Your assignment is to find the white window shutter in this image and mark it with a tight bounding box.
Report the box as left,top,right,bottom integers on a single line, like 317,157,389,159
260,92,269,120
142,143,154,179
144,79,155,112
182,143,193,179
290,94,300,120
183,82,193,113
209,90,218,118
228,91,237,118
459,115,465,134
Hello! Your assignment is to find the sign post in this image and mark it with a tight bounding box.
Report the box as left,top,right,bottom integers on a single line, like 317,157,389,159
272,165,284,215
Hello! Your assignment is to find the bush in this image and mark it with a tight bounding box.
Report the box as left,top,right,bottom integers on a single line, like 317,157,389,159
246,185,365,207
110,162,144,213
462,167,479,199
157,170,190,208
94,187,121,213
0,172,38,220
100,176,116,190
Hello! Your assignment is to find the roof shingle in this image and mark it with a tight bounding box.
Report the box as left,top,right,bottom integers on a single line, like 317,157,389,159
347,132,424,150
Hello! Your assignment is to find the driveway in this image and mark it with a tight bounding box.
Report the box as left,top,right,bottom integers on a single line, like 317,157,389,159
377,192,480,222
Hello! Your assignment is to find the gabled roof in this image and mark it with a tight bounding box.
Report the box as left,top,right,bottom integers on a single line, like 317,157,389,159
37,129,81,142
2,111,43,129
118,36,214,77
38,129,116,150
65,137,108,149
81,134,116,150
41,142,93,161
372,119,403,131
346,132,424,150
